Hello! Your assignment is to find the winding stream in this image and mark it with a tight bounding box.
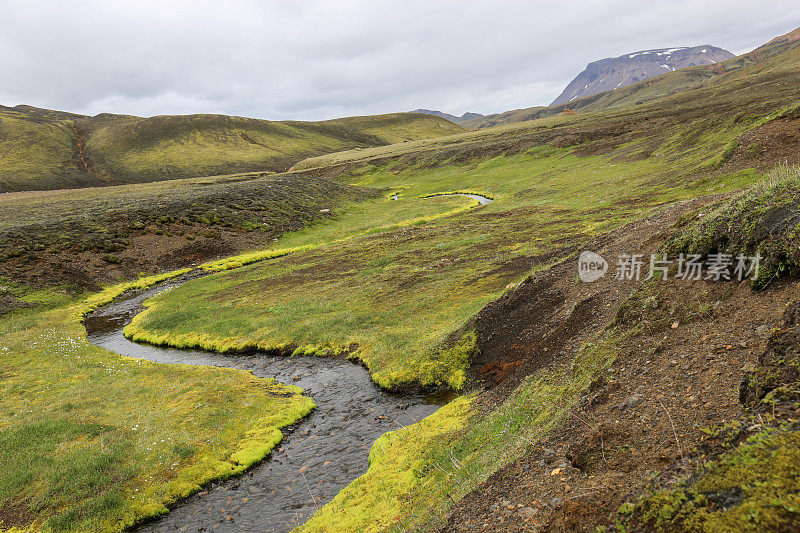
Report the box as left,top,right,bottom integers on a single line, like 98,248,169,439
392,192,493,206
431,193,493,206
85,286,449,532
83,192,489,531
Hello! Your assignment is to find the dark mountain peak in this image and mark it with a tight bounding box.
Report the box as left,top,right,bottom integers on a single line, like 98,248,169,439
551,45,734,106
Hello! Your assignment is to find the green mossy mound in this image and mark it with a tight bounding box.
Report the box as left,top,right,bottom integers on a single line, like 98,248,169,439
612,424,800,532
666,164,800,289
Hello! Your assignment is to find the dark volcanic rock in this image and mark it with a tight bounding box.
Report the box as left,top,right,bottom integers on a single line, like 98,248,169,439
551,45,734,106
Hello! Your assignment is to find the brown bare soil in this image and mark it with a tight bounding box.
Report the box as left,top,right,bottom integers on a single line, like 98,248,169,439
443,194,800,531
0,173,377,289
466,196,723,402
0,499,34,530
1,222,265,289
0,293,34,316
726,116,800,171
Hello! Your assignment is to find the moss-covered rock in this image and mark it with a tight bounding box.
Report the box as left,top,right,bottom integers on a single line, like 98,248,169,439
614,425,800,532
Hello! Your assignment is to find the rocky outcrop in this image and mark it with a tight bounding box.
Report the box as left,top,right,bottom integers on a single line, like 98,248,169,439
551,45,734,106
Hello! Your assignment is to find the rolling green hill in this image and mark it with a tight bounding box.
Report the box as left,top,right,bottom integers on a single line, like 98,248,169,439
0,107,462,193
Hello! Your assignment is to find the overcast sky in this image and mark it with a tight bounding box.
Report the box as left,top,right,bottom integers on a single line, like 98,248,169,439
1,1,799,121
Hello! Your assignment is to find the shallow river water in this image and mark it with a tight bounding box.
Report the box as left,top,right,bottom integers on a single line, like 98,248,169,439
85,286,447,532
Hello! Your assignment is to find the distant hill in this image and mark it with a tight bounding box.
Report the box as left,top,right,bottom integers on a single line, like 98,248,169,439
411,109,484,123
551,45,734,106
0,106,463,193
460,107,547,130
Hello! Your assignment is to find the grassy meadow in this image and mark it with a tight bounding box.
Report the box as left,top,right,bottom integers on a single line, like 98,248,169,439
125,144,759,390
0,272,315,531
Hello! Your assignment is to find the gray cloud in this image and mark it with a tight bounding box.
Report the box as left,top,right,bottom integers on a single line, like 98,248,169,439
1,0,799,120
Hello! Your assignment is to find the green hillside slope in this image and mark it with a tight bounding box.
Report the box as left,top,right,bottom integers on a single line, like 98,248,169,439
0,107,461,193
0,106,94,192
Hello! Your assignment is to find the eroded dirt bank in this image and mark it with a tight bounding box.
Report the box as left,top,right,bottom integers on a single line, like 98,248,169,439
442,193,800,531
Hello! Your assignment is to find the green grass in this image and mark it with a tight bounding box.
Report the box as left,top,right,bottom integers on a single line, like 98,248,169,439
0,106,462,193
0,274,315,531
194,192,476,273
125,142,759,390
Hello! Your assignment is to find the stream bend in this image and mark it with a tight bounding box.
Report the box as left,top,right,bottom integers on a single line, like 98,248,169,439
85,285,446,532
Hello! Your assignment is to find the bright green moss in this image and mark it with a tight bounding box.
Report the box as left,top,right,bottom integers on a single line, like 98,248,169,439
296,395,475,533
75,268,193,321
0,273,314,531
616,427,800,532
